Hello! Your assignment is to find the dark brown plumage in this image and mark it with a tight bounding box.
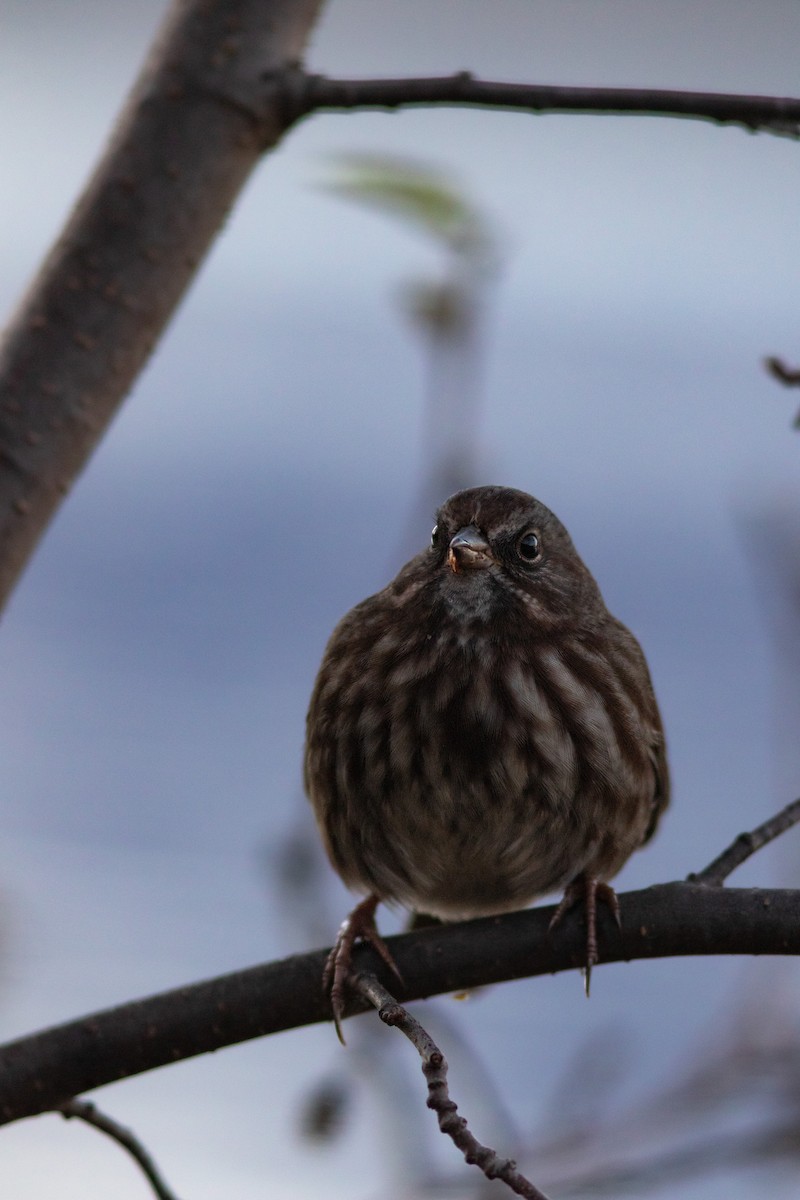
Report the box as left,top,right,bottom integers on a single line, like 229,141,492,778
304,486,669,1036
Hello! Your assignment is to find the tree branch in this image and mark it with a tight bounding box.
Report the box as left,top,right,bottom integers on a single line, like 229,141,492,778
282,70,800,136
3,40,797,615
2,883,800,1126
690,796,800,885
765,357,800,387
0,0,326,612
354,971,552,1200
764,357,800,428
58,1099,179,1200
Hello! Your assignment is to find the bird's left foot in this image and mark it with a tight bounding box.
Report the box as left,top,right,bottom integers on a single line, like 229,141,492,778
549,875,621,996
323,894,403,1044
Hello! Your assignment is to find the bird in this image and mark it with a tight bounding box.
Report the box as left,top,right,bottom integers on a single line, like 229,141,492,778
304,485,669,1039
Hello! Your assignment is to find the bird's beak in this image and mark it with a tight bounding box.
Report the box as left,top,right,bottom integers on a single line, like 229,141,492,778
447,526,494,573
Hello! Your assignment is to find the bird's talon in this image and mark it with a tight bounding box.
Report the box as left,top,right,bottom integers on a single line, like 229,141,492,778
552,875,619,990
323,895,400,1042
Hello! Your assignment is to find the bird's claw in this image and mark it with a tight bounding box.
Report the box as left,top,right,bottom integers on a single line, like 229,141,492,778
323,894,403,1043
549,875,620,996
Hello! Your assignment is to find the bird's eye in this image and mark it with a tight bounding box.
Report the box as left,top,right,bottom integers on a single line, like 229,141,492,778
517,531,541,562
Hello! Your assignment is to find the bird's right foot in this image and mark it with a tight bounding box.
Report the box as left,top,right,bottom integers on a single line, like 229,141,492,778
323,894,403,1043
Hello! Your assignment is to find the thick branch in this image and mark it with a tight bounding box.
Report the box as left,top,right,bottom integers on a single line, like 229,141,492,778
284,70,800,135
0,0,325,610
2,883,800,1127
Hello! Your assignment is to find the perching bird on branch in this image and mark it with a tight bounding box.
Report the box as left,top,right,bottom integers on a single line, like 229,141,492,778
304,485,669,1038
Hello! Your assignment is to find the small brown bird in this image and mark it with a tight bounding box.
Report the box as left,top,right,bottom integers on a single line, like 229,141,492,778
304,486,668,1037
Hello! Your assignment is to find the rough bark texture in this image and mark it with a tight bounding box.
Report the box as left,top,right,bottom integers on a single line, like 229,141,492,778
0,0,325,609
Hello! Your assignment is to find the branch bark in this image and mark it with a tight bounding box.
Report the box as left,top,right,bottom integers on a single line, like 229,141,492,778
0,0,326,610
284,70,800,134
1,882,799,1127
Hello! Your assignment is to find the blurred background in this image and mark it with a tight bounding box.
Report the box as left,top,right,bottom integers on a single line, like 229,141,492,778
1,1,800,1196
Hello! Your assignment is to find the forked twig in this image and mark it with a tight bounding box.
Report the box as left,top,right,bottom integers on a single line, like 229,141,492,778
689,797,800,886
352,972,552,1200
58,1099,180,1200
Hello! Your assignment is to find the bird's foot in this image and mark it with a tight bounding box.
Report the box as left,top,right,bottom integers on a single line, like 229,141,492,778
549,875,621,996
323,894,403,1043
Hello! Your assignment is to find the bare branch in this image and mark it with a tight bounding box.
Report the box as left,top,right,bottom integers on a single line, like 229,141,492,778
0,0,326,612
354,971,551,1200
764,357,800,427
282,69,800,136
764,356,800,386
689,797,800,885
59,1099,180,1200
2,883,800,1126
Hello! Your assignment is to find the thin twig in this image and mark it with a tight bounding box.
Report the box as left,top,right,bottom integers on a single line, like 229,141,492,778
764,358,800,427
764,356,800,386
58,1099,180,1200
352,971,552,1200
689,797,800,886
276,69,800,137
